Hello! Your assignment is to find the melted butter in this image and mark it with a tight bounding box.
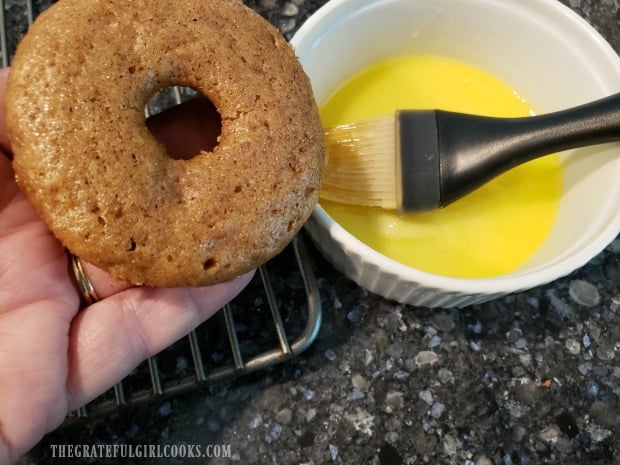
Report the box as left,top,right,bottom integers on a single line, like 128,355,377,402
320,55,563,278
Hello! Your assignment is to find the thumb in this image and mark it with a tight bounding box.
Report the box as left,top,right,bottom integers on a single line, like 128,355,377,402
145,95,221,160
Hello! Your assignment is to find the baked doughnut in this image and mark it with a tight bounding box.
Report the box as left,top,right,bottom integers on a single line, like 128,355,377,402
7,0,326,287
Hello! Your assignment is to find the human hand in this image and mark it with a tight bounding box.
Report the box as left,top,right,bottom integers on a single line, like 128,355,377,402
0,68,254,463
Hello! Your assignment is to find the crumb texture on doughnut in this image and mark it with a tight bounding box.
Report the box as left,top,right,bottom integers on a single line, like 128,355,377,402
7,0,326,286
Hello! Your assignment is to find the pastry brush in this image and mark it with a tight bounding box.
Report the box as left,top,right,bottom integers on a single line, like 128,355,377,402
321,92,620,213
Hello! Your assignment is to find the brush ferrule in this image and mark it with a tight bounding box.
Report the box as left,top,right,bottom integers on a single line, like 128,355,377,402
396,110,441,212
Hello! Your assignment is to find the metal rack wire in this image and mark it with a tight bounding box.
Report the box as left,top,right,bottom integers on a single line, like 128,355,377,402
1,0,323,422
72,235,322,421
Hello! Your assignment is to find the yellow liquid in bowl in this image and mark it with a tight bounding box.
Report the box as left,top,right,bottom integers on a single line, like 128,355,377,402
320,55,563,278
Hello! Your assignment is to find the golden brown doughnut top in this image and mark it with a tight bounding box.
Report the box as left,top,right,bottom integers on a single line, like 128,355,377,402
7,0,326,287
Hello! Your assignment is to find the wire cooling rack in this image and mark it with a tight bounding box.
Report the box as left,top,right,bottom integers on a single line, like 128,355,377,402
71,235,322,421
1,0,323,421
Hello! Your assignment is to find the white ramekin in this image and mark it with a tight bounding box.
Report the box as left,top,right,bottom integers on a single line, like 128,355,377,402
292,0,620,308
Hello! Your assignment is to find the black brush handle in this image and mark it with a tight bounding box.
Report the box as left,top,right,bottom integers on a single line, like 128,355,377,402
432,92,620,208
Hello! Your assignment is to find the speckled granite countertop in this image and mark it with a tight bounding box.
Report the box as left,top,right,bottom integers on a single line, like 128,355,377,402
14,0,620,464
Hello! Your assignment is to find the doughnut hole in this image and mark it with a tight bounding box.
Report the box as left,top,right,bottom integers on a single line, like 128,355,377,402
145,86,222,160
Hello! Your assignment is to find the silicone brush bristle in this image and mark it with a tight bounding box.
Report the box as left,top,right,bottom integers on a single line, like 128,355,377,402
321,116,398,209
